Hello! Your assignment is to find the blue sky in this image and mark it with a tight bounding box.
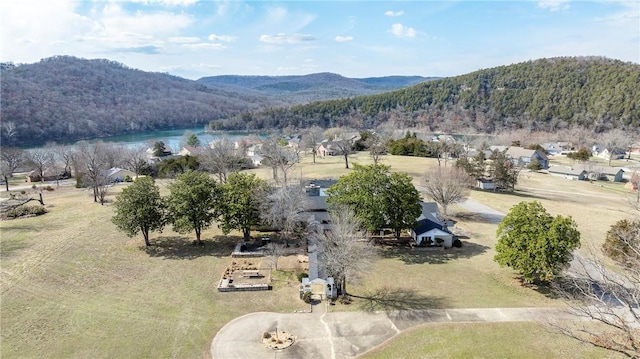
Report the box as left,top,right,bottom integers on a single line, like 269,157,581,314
1,1,638,79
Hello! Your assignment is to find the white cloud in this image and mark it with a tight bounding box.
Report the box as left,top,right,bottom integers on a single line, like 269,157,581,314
181,43,226,50
384,10,404,17
129,0,199,6
390,23,417,38
262,6,316,33
335,36,354,42
537,1,570,12
77,3,194,53
208,34,237,42
168,36,200,43
259,33,315,44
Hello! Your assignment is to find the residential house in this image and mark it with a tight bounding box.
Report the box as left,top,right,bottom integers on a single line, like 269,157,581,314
302,179,337,232
299,179,338,300
543,142,574,156
409,201,454,248
105,167,136,182
599,167,625,182
629,142,640,154
26,170,59,183
548,166,588,181
317,141,337,157
178,145,200,157
597,148,626,161
505,146,549,169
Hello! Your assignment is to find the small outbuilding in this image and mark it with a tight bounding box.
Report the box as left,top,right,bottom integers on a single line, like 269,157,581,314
476,178,496,190
548,166,588,181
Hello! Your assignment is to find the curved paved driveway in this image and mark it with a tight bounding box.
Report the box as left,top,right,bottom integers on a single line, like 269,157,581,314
211,305,568,359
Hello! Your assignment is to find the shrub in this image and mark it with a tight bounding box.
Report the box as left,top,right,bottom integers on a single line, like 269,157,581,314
75,174,84,188
453,238,463,248
302,291,312,303
124,175,133,182
45,186,55,191
5,205,47,218
296,272,308,282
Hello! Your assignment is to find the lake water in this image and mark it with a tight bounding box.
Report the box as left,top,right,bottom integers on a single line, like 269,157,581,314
93,127,263,152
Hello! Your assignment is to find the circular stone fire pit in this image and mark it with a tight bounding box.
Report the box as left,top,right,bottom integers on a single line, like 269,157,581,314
261,330,295,350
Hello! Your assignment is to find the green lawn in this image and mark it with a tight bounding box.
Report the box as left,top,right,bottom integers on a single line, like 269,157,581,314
360,322,622,359
1,153,632,358
1,185,306,358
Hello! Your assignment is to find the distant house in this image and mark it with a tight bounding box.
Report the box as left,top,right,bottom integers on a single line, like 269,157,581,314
543,142,575,156
245,144,262,157
630,142,640,154
599,167,625,182
505,146,549,169
476,178,496,190
26,170,58,183
409,202,454,248
548,166,588,181
249,154,263,167
598,148,626,161
105,167,136,182
317,141,337,157
178,145,200,157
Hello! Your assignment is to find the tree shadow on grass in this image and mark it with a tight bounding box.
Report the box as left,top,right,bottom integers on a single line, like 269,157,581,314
143,235,242,259
454,212,503,224
350,286,446,320
380,241,490,265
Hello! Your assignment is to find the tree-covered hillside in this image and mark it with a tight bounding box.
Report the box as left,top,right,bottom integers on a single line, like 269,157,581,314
212,57,639,133
0,56,277,146
197,73,433,104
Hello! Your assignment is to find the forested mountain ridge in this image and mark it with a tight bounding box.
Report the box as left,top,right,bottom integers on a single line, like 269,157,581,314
0,56,280,146
212,57,639,133
0,56,433,146
197,73,434,104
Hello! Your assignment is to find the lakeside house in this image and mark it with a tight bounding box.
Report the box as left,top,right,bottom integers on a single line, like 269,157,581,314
505,146,549,169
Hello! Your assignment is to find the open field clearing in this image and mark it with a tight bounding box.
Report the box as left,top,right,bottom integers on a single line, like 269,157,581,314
1,152,634,358
360,322,620,359
1,184,306,358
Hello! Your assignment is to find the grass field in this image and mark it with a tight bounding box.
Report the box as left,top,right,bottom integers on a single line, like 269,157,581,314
360,322,620,359
1,151,634,358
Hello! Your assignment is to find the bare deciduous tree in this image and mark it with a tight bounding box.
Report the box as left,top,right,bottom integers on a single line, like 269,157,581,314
422,166,472,217
315,206,376,298
48,143,74,178
0,148,24,191
302,126,324,164
599,129,630,166
260,185,310,246
25,148,54,183
200,138,242,183
75,141,112,204
263,242,284,270
324,128,355,169
551,248,640,358
260,137,299,186
121,144,149,178
365,132,388,164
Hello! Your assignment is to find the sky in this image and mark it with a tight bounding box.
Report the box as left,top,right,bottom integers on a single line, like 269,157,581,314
1,0,638,80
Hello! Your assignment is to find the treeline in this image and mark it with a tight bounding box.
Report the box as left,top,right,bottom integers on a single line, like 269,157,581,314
0,56,277,147
213,57,640,133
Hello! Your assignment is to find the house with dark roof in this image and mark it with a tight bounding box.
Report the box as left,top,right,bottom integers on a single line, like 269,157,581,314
409,201,454,248
505,147,549,169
